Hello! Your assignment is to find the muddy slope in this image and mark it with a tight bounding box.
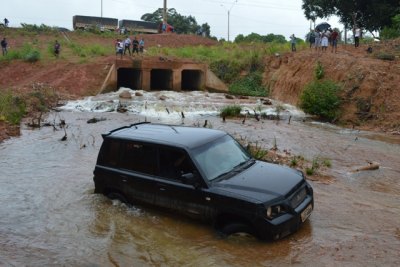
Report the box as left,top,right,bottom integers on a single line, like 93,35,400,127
263,42,400,132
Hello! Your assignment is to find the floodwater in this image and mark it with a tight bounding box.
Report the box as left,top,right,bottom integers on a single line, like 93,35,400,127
1,89,399,267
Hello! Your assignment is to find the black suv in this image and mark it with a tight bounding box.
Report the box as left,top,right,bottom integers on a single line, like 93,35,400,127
93,122,313,240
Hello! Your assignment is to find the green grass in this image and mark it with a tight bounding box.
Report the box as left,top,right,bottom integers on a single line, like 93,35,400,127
220,105,242,117
0,43,41,62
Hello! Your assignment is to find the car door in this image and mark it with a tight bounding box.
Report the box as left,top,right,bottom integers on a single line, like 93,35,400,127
154,147,216,221
117,141,158,205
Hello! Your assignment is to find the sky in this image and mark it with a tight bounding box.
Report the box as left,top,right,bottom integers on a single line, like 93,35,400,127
2,0,341,41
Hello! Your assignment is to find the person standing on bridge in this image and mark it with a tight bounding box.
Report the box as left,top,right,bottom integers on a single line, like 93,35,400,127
123,36,131,56
139,38,144,54
132,37,139,56
115,39,123,59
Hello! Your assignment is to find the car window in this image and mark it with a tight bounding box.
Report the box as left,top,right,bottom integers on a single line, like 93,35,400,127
192,135,251,181
119,141,157,175
158,148,195,181
98,139,120,167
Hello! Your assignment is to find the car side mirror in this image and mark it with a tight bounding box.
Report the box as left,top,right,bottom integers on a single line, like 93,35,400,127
181,173,200,188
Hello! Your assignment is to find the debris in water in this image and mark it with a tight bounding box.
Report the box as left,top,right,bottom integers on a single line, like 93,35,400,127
352,161,380,172
87,117,106,124
60,133,67,141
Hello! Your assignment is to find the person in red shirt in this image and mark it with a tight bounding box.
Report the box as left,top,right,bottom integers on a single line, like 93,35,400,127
331,29,339,53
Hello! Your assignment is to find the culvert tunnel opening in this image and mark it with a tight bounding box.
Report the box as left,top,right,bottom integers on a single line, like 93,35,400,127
117,68,141,90
151,69,173,90
181,70,203,91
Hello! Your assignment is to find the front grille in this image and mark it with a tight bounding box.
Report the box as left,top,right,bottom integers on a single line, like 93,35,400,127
290,187,307,208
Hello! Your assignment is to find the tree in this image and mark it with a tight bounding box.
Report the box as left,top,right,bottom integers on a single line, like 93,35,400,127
302,0,400,32
234,33,286,43
141,8,208,35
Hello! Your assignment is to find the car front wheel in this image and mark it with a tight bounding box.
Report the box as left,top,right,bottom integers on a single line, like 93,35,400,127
219,223,255,238
107,192,128,204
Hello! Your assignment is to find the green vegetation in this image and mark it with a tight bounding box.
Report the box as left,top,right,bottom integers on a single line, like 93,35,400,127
0,91,26,125
300,80,342,121
229,71,268,97
220,105,242,118
20,23,59,34
0,43,41,62
234,33,287,44
314,61,324,80
67,42,109,58
305,156,332,176
247,142,268,160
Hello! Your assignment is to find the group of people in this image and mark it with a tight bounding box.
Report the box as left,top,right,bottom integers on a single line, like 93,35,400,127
115,36,144,59
308,28,339,53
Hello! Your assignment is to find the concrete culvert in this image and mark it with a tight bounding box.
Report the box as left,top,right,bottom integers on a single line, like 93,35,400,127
117,68,141,90
182,70,203,91
151,69,173,90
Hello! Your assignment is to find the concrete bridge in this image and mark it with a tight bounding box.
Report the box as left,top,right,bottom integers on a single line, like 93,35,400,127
100,57,228,93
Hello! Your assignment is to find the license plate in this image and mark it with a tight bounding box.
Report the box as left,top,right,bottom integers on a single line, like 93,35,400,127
301,204,313,222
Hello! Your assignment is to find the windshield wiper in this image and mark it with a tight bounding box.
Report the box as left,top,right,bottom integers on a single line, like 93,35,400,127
211,171,233,181
233,158,254,171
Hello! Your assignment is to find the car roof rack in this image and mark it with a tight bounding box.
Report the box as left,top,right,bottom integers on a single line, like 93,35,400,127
102,121,151,138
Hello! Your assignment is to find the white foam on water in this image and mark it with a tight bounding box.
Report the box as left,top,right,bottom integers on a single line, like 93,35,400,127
59,88,306,121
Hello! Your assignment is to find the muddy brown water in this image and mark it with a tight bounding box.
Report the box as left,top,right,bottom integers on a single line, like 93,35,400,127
1,92,400,266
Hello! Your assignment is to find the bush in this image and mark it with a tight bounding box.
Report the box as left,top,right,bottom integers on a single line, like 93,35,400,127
375,53,396,61
210,59,242,83
220,105,242,117
380,26,400,40
0,91,26,125
229,72,268,97
300,80,342,121
24,50,41,62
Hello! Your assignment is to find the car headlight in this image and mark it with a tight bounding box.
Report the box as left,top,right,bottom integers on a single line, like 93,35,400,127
266,205,284,219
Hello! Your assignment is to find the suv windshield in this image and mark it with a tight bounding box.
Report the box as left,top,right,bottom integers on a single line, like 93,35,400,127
192,135,251,181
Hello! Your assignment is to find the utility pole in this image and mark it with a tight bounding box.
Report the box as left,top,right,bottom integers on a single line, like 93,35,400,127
163,0,167,23
101,0,103,18
221,0,238,42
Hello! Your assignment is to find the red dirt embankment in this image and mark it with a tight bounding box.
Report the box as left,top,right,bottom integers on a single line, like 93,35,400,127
263,42,400,133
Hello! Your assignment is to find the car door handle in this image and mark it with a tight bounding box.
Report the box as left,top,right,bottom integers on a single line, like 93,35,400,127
156,183,168,191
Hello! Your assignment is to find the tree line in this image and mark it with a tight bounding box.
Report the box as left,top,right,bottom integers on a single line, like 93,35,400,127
141,3,400,41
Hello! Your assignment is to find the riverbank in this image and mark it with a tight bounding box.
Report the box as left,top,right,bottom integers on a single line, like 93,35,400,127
1,28,400,142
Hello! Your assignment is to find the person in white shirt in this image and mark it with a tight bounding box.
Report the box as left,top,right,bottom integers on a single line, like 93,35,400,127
354,27,361,48
123,36,131,56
